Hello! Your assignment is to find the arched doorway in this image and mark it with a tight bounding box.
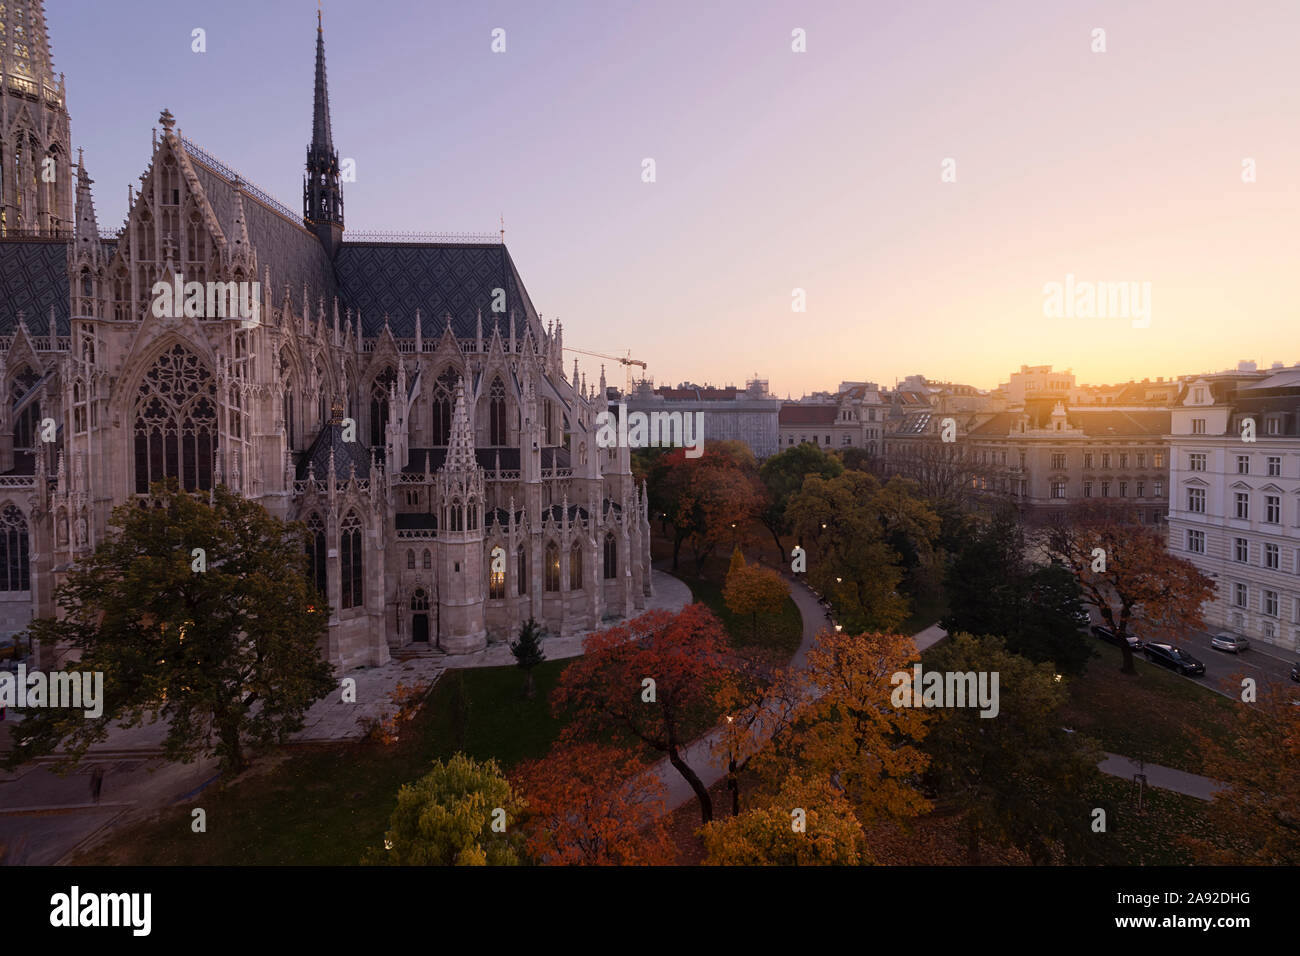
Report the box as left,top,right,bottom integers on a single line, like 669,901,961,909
411,589,430,644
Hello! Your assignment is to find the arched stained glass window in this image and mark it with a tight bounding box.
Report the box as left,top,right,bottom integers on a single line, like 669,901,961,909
132,345,217,493
0,505,30,592
305,513,327,598
340,510,363,609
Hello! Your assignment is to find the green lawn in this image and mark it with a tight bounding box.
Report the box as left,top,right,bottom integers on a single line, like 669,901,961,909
75,659,574,866
1059,641,1238,775
682,573,804,658
1085,774,1229,865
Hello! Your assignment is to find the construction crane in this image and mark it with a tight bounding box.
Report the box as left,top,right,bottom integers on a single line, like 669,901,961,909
562,346,647,396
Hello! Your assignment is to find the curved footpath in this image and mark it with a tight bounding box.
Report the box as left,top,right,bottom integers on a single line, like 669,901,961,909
643,576,1221,818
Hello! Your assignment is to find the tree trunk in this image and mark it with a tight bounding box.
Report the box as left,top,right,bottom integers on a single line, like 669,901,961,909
1120,642,1136,675
728,757,740,816
768,526,786,565
668,747,713,823
522,670,535,700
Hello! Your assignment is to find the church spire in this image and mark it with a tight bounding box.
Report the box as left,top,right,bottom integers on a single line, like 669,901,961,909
73,151,101,261
304,11,344,255
446,379,477,472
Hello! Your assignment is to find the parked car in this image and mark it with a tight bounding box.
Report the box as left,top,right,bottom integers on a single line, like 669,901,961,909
1210,631,1250,654
1091,624,1142,651
1143,642,1206,676
1290,662,1299,683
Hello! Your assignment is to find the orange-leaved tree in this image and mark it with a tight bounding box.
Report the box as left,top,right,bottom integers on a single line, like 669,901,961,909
723,549,791,643
513,742,675,865
1047,503,1215,674
551,604,734,823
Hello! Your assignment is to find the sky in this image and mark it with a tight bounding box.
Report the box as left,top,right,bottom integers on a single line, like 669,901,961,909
47,0,1300,397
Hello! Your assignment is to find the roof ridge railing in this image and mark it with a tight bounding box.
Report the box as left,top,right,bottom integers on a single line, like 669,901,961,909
180,137,302,224
345,229,501,244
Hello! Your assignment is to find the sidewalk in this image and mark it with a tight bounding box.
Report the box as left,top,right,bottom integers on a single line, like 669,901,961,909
1097,752,1223,802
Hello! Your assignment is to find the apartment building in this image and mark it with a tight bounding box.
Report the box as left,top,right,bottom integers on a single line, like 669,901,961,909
778,382,889,453
1167,365,1300,652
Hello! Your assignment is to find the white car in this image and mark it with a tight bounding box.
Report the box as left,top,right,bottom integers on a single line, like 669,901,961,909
1210,631,1250,653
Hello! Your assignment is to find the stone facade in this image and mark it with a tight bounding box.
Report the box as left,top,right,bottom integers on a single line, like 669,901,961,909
0,14,653,670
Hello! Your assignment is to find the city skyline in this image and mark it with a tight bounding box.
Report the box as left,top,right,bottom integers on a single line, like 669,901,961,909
48,0,1300,396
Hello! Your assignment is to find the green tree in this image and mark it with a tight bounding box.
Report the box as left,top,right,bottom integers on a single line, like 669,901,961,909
723,556,790,644
922,633,1109,864
366,753,524,865
787,471,930,632
509,617,547,699
943,511,1091,674
9,481,334,772
758,443,843,562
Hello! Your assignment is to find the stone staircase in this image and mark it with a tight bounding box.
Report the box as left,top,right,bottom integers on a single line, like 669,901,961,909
392,643,445,662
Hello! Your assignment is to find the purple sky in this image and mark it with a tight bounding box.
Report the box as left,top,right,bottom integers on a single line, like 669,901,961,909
50,0,1300,396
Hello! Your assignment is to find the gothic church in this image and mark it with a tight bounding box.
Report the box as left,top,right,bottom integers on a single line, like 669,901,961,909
0,5,653,669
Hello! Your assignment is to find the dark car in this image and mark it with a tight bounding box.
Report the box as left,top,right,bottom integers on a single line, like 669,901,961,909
1091,624,1142,651
1144,642,1206,676
1291,662,1299,683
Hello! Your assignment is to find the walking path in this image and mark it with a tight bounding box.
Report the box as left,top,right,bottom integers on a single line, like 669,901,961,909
1097,752,1222,801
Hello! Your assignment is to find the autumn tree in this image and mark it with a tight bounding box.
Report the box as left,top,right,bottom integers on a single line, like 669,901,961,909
787,471,918,632
758,628,932,827
712,663,803,816
509,617,546,699
551,604,733,823
514,742,675,865
1046,503,1215,674
646,448,761,575
757,443,843,562
1186,684,1300,864
700,773,866,865
922,633,1108,864
723,550,791,644
366,753,525,866
10,481,334,773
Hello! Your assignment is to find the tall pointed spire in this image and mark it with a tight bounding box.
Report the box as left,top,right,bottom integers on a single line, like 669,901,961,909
304,11,344,255
446,379,477,471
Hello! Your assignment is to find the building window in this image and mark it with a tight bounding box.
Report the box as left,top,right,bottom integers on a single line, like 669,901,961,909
1234,538,1248,563
1154,480,1164,497
1153,451,1166,468
449,498,463,532
1083,481,1092,498
1051,453,1066,470
517,543,528,595
406,488,419,507
489,377,508,446
1235,492,1249,520
1265,495,1280,524
305,513,327,598
1264,589,1278,617
1083,453,1094,469
1186,529,1205,554
570,540,583,590
603,533,617,580
489,550,506,599
132,345,218,493
1267,456,1281,477
1262,620,1276,640
1118,481,1128,498
1264,543,1279,570
1266,417,1280,435
1136,481,1145,498
841,434,851,445
1101,481,1111,498
1119,452,1128,469
431,367,457,446
1237,455,1250,475
423,549,432,570
1018,452,1026,469
1187,487,1205,513
0,505,31,592
1051,482,1066,499
1191,419,1206,435
406,549,415,570
368,366,396,448
340,510,363,610
1188,453,1206,472
1102,453,1111,469
1233,582,1248,608
544,542,560,592
1137,452,1146,468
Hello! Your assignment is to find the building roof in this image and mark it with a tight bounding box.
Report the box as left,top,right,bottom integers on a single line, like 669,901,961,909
334,241,541,340
967,407,1171,437
0,238,71,335
779,404,837,426
297,421,375,480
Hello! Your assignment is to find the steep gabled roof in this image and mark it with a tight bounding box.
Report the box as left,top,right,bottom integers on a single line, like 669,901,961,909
779,404,837,426
0,239,69,334
334,242,540,339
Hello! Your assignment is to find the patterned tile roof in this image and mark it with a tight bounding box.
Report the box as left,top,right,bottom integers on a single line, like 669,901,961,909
333,242,540,339
0,238,70,334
